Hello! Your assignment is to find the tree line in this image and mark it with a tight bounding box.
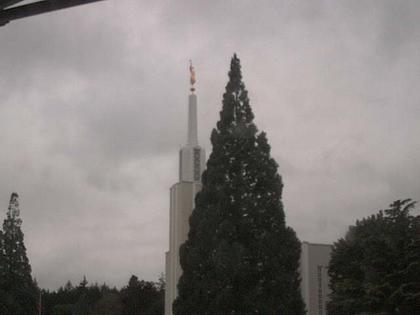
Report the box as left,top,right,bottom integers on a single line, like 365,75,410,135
41,275,163,315
0,193,164,315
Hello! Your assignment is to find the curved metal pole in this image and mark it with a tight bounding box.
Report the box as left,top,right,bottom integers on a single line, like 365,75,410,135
0,0,106,26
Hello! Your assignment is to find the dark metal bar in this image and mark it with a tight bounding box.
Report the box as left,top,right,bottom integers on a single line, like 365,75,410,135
0,0,106,24
0,1,25,10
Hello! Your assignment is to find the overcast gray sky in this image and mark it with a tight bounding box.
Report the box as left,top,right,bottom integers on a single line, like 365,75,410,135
1,0,419,290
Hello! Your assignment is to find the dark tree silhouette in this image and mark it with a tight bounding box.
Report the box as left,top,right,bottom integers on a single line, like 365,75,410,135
174,54,305,315
328,199,420,314
121,275,163,315
0,192,38,314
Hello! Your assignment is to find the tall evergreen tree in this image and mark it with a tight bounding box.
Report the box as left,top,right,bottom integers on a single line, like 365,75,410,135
174,55,304,314
0,228,8,313
0,192,38,314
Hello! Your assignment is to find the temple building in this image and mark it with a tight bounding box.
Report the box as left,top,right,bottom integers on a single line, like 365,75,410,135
164,64,333,315
300,241,333,315
164,63,206,315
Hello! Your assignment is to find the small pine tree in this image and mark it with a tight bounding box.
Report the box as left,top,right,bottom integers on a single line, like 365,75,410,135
174,55,305,314
0,192,38,314
73,277,90,315
121,275,142,315
121,275,163,315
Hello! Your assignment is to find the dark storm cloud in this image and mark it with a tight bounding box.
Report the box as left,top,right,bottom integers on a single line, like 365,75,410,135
0,0,419,289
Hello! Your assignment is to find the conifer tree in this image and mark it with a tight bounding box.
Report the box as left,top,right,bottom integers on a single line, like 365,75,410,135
73,276,92,315
0,192,38,314
174,55,305,314
121,275,163,315
0,228,7,313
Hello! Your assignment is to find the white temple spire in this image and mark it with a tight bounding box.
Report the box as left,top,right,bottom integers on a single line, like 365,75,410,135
187,61,198,146
165,61,206,315
179,62,205,182
187,94,198,146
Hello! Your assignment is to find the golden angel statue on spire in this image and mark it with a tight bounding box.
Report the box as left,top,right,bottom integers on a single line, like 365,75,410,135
189,60,196,92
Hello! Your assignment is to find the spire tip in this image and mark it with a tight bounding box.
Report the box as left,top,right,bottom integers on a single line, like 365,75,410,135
189,60,196,93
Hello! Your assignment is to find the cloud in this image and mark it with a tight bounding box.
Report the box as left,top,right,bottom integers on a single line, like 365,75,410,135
0,0,419,289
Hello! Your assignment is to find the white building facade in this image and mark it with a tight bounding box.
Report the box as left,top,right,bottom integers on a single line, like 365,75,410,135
164,90,206,315
300,242,333,315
